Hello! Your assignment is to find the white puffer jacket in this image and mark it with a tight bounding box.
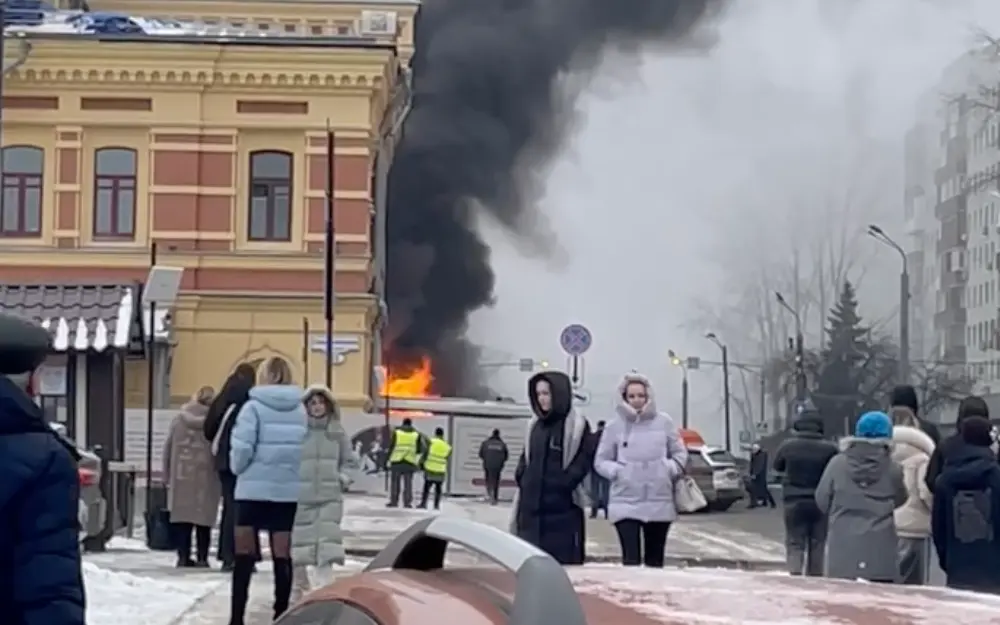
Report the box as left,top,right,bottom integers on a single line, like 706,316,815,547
890,425,935,538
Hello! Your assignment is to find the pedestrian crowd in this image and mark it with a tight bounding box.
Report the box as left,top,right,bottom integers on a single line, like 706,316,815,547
772,384,1000,593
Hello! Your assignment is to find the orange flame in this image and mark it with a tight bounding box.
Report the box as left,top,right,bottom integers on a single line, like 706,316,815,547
381,356,436,398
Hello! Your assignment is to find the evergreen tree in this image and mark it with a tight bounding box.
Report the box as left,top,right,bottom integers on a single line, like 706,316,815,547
813,281,872,436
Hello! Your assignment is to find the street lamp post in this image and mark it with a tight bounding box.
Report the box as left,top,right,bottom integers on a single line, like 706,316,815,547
705,332,732,453
775,291,807,401
667,349,689,429
867,224,910,384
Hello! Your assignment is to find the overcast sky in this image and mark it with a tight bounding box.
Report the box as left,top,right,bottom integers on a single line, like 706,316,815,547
469,0,1000,444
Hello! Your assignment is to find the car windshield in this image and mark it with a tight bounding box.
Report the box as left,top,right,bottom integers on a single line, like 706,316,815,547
707,450,736,465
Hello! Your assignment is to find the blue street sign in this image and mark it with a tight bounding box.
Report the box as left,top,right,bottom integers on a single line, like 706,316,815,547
560,324,593,356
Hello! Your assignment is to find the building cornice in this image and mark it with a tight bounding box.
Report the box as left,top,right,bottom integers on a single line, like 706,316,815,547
5,38,395,91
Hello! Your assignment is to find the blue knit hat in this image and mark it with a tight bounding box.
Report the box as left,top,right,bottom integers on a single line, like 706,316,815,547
855,411,892,439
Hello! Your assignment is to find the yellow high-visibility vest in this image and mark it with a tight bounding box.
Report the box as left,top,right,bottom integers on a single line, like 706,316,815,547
424,438,452,474
389,429,419,465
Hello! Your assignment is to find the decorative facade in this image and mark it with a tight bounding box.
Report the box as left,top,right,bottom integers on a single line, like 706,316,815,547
0,10,409,457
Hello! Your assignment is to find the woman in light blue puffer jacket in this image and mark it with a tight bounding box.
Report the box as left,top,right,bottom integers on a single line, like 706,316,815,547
228,356,308,625
594,372,688,568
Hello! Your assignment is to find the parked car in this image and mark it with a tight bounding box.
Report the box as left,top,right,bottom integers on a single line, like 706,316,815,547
275,516,1000,625
49,423,106,541
685,446,743,512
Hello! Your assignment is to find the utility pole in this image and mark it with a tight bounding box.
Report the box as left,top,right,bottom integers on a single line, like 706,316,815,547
704,333,732,452
868,225,910,384
323,125,336,388
681,370,689,430
721,344,732,452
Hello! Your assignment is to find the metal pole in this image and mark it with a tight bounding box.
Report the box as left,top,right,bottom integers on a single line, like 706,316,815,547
1,5,8,214
899,268,910,384
681,371,689,430
794,329,806,401
323,126,336,389
722,345,732,452
302,317,310,384
144,242,157,512
759,372,766,431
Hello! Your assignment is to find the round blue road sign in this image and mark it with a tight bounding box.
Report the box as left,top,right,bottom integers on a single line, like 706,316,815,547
560,324,593,356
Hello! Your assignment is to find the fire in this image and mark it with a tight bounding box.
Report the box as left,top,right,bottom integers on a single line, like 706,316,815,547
380,356,436,398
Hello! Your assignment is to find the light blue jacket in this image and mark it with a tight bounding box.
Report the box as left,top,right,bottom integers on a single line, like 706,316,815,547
230,385,308,502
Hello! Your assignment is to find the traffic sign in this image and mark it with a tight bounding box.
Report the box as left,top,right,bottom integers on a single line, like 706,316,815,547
560,324,592,355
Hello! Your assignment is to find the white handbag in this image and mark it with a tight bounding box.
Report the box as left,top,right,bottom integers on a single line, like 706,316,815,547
675,474,708,513
211,405,236,456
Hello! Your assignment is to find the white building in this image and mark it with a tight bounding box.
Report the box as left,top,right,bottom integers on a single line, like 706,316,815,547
907,45,1000,398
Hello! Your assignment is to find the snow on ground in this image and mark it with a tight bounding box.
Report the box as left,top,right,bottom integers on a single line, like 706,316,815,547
85,560,226,624
569,566,1000,624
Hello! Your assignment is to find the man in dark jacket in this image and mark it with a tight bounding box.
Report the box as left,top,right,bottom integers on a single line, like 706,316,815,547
747,444,776,509
931,416,1000,593
925,395,991,494
514,371,593,564
588,421,609,518
0,315,85,625
478,429,509,504
772,410,838,576
891,384,941,445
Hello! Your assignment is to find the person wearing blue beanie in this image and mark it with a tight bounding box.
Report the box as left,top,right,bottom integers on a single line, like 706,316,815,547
815,409,906,582
855,411,893,439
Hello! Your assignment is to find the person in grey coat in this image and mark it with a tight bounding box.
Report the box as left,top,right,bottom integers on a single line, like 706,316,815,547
291,385,358,600
815,411,906,583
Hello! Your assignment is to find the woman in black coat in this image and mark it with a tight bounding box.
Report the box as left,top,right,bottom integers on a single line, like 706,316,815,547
202,362,256,570
512,371,593,564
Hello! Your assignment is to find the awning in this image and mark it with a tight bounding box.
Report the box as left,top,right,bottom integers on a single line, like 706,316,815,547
0,283,169,353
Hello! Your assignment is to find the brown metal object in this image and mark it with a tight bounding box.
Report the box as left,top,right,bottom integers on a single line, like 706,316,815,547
295,565,1000,625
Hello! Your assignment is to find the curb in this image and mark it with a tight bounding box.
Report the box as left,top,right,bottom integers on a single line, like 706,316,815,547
344,546,784,571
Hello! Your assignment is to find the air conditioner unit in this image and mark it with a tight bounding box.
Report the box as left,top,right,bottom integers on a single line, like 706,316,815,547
358,10,398,37
989,261,994,270
982,340,990,351
956,268,969,280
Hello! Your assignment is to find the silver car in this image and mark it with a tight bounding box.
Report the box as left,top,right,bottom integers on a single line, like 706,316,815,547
49,423,106,541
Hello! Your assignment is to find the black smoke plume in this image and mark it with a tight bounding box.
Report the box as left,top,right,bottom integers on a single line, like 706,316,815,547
385,0,724,394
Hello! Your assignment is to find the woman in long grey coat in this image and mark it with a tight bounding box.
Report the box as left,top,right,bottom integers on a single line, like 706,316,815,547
815,411,906,582
164,386,222,567
291,385,358,598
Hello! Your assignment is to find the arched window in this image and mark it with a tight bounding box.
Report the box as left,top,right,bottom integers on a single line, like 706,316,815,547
248,150,292,241
93,147,137,239
1,145,44,237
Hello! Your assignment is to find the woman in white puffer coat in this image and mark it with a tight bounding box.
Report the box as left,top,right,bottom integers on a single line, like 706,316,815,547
890,406,936,585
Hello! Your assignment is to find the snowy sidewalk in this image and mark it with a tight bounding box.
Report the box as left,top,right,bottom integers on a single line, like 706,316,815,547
84,538,227,624
342,495,785,567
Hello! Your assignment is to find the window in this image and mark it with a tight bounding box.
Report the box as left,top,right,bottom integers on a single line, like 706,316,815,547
1,145,43,237
93,147,137,239
248,150,292,241
280,600,381,625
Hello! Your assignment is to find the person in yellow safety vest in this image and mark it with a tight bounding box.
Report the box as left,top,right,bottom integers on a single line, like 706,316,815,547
419,427,452,510
386,418,424,508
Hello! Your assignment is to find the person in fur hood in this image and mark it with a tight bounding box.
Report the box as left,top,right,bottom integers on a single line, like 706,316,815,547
510,370,593,565
815,411,906,582
594,372,688,567
889,407,935,585
291,385,359,600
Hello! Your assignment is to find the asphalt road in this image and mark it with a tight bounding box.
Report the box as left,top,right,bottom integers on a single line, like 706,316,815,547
705,500,785,544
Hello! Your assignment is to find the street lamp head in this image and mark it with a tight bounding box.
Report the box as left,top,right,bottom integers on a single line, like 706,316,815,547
667,349,677,359
670,356,682,367
775,292,786,305
705,331,717,340
867,224,884,235
539,360,549,369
